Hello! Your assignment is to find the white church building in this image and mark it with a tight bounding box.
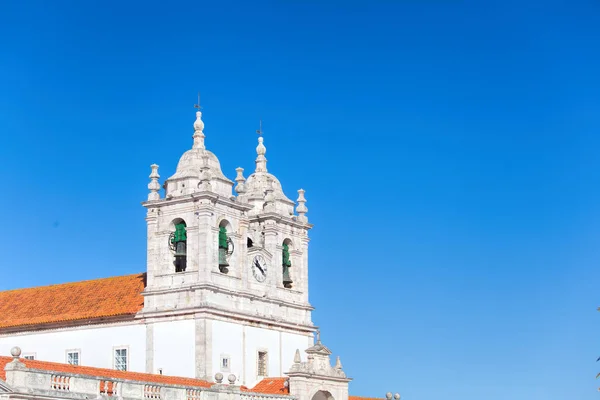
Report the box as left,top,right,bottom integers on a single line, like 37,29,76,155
0,108,395,400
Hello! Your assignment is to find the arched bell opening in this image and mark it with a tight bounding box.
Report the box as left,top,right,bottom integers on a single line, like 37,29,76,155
169,219,187,273
311,391,334,400
282,238,294,289
217,219,234,274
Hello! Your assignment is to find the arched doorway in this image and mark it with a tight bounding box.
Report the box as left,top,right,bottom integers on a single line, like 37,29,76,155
312,391,334,400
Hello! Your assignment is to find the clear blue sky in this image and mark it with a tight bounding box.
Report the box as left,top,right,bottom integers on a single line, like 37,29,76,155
1,0,599,398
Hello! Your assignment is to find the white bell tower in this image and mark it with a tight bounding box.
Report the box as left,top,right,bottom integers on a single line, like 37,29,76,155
141,108,315,386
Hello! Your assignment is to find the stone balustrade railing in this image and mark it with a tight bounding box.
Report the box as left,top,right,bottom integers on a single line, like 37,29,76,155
3,365,295,400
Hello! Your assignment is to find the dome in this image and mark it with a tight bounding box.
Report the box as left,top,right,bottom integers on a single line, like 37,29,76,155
244,171,292,203
168,148,230,182
162,110,234,199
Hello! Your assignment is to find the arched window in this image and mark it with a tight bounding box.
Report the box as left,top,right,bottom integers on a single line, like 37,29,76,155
218,220,233,273
169,220,187,272
282,239,293,288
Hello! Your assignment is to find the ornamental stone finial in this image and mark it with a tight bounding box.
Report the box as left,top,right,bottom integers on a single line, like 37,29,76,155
386,393,393,400
335,356,343,370
264,181,276,212
6,346,26,370
10,346,21,359
294,349,301,364
148,164,161,201
192,111,206,149
234,167,246,194
227,374,236,384
198,153,213,191
214,372,223,383
394,394,401,400
255,136,267,173
296,189,308,222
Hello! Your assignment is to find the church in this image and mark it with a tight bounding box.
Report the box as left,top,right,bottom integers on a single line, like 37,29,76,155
0,108,393,400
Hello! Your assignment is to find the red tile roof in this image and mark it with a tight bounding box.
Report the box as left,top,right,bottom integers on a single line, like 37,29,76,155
251,377,290,394
0,273,146,330
250,379,379,399
0,359,374,398
0,356,211,388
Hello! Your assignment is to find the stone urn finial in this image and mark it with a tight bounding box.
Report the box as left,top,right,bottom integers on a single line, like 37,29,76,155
227,374,236,384
10,346,21,359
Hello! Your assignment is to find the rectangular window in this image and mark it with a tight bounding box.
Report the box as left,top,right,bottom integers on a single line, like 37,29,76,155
66,350,80,365
23,353,35,360
220,355,231,372
114,348,128,371
257,351,268,377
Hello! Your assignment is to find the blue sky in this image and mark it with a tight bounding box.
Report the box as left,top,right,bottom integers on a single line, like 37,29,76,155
1,0,599,398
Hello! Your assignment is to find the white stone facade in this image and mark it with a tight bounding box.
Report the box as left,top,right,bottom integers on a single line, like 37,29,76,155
141,110,315,386
0,109,327,391
1,345,362,400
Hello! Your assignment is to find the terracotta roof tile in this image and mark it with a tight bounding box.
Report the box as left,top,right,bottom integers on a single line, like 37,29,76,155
0,358,374,398
0,273,146,330
0,356,211,388
251,377,290,394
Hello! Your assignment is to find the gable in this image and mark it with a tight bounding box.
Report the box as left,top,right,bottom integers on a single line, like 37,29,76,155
0,273,146,331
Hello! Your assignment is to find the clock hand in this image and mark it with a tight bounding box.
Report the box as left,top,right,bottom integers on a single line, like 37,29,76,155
254,260,265,275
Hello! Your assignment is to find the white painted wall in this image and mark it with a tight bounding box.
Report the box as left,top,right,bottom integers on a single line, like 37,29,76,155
152,319,195,378
212,320,312,388
211,320,243,382
0,323,146,372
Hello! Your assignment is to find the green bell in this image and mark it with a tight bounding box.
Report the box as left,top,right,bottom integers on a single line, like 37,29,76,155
175,241,187,257
218,248,229,267
174,242,187,272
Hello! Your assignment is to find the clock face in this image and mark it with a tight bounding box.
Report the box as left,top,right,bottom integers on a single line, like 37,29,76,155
251,255,268,282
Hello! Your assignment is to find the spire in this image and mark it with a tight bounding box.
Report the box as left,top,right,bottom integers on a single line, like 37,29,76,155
148,164,161,201
255,121,267,173
193,95,205,149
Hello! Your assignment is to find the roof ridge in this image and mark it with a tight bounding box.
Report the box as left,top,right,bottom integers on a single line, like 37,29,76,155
0,272,146,294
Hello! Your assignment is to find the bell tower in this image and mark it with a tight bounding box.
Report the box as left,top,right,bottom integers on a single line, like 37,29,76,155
141,107,315,385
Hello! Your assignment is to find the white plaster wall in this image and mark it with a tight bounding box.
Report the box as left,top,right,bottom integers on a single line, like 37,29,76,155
282,332,313,376
152,319,195,378
211,320,243,382
0,324,146,372
212,320,312,388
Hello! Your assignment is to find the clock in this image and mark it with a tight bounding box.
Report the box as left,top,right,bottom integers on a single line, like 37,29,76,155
251,255,268,282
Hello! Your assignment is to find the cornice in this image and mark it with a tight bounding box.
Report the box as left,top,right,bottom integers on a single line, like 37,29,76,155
250,213,313,230
142,192,253,212
141,283,313,312
285,372,352,383
0,314,141,336
138,305,316,334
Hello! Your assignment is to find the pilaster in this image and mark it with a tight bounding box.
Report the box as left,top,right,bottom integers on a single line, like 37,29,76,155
196,202,215,281
146,323,154,373
195,318,213,381
146,208,159,287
